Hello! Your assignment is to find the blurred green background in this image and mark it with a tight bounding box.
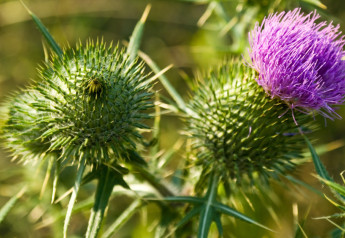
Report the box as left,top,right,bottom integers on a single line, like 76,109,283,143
1,0,345,237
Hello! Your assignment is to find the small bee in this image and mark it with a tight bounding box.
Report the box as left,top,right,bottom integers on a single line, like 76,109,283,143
86,78,103,95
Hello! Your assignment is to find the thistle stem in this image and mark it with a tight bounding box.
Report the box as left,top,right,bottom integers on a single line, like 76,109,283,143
102,199,142,238
198,172,220,238
64,158,86,238
206,172,219,200
86,166,117,238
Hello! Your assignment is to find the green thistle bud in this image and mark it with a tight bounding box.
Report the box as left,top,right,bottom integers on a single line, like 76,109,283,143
3,40,153,165
187,60,312,187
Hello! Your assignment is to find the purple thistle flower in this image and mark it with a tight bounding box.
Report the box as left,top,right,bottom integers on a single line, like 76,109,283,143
248,8,345,121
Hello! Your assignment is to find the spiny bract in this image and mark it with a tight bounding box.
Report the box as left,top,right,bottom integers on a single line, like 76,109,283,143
187,61,311,187
3,40,153,165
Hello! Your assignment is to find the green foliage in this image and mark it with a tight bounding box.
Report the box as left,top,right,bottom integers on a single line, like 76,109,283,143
304,136,333,182
305,137,345,237
1,3,155,238
164,173,272,237
86,165,130,238
20,0,63,57
0,186,26,224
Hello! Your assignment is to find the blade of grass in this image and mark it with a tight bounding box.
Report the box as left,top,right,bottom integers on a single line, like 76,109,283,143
20,0,63,57
318,177,345,198
64,158,86,238
40,157,54,199
163,196,204,204
303,135,332,181
86,166,128,238
197,2,216,27
51,159,60,203
0,186,27,224
126,4,151,62
102,199,142,238
301,0,327,9
212,202,273,232
323,194,345,211
147,64,173,84
150,93,161,157
35,197,94,229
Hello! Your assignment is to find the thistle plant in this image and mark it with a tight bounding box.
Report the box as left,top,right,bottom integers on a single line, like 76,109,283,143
4,41,152,165
246,7,345,237
187,60,310,188
155,60,313,237
2,0,345,237
248,8,345,121
1,3,156,237
3,42,153,236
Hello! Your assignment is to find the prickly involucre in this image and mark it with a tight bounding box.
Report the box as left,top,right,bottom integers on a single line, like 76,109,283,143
3,41,153,165
248,8,345,120
187,61,310,187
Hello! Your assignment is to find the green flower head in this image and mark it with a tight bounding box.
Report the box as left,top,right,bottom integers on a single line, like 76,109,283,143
187,60,312,187
3,40,153,165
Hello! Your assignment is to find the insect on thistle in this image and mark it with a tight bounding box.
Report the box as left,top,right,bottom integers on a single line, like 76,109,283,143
85,78,103,95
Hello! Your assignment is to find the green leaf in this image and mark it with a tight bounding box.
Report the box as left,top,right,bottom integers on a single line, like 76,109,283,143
213,212,223,237
176,206,203,229
198,173,219,238
197,2,217,27
162,173,272,236
304,136,345,202
0,186,26,224
52,159,61,203
163,196,204,204
324,194,345,211
64,158,86,238
150,93,161,157
304,135,332,181
102,199,142,238
40,157,54,199
86,166,128,238
301,139,345,160
324,217,345,234
155,205,180,238
294,209,308,238
301,0,327,9
126,4,151,62
319,178,345,198
294,223,308,238
212,202,273,232
198,204,214,238
20,0,63,57
331,227,345,238
127,150,147,166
